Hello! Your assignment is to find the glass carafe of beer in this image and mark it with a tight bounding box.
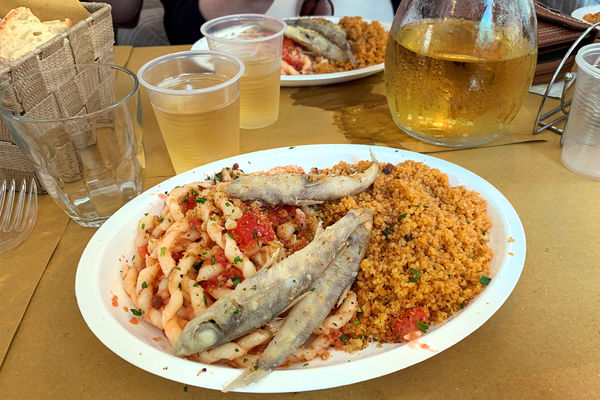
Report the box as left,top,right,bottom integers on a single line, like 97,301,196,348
385,0,537,147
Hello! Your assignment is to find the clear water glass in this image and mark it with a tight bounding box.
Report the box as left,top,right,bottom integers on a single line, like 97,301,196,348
0,64,144,227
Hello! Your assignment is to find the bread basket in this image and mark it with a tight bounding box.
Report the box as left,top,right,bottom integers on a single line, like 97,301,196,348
0,2,114,193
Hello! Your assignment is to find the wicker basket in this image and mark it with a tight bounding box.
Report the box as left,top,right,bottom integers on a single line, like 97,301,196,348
0,2,115,192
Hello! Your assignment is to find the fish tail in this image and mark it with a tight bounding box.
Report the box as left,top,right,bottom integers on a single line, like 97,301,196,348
222,366,270,392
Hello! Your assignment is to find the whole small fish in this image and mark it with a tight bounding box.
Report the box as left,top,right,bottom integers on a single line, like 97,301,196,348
289,18,357,67
174,208,372,356
227,162,379,206
284,25,349,62
223,219,372,392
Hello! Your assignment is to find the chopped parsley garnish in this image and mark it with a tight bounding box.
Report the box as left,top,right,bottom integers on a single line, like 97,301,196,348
311,205,318,212
231,277,241,287
227,232,234,239
289,146,295,149
354,320,359,325
191,190,199,196
141,223,145,230
398,212,407,221
409,268,420,282
183,385,188,392
232,309,240,315
480,276,491,285
472,255,478,260
253,229,258,238
303,363,309,367
404,234,412,242
253,364,258,371
178,283,182,290
233,256,243,264
203,292,208,305
141,281,148,289
339,335,349,345
193,283,199,287
225,202,231,207
130,308,143,316
382,226,394,241
181,197,189,203
160,247,165,256
211,256,216,265
417,321,429,333
196,197,207,204
234,348,239,352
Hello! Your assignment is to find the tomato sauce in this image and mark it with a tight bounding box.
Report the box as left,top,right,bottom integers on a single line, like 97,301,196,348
391,306,429,342
231,209,276,254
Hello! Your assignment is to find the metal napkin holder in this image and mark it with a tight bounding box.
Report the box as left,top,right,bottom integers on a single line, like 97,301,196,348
533,21,600,145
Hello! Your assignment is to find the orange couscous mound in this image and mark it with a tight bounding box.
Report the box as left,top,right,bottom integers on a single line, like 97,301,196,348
316,160,493,346
313,16,388,73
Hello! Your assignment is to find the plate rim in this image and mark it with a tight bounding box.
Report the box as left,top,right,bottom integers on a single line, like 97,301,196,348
571,4,600,23
75,144,526,393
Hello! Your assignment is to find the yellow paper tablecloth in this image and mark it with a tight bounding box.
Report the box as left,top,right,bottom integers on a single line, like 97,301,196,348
0,46,598,400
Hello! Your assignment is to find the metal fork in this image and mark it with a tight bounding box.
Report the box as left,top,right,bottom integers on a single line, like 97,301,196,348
0,178,38,255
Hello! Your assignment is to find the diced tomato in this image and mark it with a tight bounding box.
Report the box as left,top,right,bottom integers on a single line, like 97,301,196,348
181,194,196,213
137,243,148,269
111,295,119,307
200,251,244,290
188,217,202,230
232,209,276,254
264,205,298,227
391,306,429,343
282,38,303,71
325,328,345,350
137,243,148,258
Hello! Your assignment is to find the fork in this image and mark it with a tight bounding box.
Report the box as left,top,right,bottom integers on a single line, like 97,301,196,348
0,178,38,255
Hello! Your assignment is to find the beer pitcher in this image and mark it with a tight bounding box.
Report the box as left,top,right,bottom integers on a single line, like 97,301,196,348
385,0,538,147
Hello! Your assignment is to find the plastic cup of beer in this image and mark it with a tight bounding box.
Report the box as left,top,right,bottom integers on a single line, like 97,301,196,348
138,51,244,174
201,14,286,129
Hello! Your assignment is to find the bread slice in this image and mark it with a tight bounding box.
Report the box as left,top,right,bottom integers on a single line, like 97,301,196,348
0,7,72,61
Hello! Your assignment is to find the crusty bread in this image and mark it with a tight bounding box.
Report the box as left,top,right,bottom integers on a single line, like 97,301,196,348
0,7,72,61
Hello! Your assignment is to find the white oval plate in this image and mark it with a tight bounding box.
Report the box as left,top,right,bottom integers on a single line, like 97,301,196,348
571,5,600,23
75,144,526,393
191,17,390,87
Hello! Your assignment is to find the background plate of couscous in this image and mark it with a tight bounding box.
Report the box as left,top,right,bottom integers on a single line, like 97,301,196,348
191,17,390,87
76,144,526,393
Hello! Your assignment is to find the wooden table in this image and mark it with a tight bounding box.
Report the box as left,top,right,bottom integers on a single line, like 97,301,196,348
1,46,598,400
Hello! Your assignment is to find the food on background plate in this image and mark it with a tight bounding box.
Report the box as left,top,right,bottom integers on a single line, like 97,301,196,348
120,158,493,390
583,12,600,24
0,7,71,62
281,16,387,75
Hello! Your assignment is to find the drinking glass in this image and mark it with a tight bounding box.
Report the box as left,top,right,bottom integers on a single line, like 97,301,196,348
0,64,144,228
385,0,538,147
138,50,244,174
561,43,600,180
201,14,286,129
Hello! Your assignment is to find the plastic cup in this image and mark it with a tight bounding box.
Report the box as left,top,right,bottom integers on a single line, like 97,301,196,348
201,14,286,129
138,50,244,174
0,64,144,228
561,43,600,180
